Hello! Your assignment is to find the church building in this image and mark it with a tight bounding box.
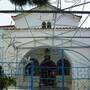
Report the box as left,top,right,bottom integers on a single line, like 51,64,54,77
0,4,90,90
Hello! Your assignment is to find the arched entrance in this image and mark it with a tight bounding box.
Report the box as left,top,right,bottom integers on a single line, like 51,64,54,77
19,48,72,90
40,48,56,88
40,55,56,86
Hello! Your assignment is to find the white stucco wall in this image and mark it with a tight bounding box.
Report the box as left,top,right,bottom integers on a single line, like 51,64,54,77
14,13,81,28
0,28,90,72
0,27,89,90
13,5,81,28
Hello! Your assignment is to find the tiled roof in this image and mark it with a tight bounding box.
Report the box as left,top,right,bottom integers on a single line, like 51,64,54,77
0,25,15,30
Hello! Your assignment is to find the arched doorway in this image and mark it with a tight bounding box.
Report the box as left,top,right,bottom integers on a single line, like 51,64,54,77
20,48,72,90
40,55,56,86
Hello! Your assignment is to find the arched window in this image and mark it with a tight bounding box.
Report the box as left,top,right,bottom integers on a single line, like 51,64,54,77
42,22,46,29
47,22,51,29
57,59,71,75
0,66,4,76
25,58,39,76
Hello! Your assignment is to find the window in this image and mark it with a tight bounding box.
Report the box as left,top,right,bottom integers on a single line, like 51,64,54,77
57,59,71,75
47,22,51,29
0,66,4,76
42,22,46,29
24,58,39,76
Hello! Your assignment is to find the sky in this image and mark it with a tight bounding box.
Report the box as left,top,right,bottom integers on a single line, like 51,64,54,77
0,0,90,27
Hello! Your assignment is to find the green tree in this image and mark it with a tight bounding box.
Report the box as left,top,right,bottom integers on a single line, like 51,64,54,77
9,0,49,7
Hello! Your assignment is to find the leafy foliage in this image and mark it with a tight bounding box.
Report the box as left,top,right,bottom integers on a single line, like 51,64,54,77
29,0,49,6
0,76,16,90
0,66,16,90
9,0,49,6
9,0,28,6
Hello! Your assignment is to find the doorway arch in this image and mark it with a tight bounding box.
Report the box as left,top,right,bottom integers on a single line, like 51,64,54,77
18,47,73,90
40,55,56,86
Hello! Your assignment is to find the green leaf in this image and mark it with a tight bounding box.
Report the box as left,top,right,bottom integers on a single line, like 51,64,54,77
0,76,17,90
9,0,49,6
